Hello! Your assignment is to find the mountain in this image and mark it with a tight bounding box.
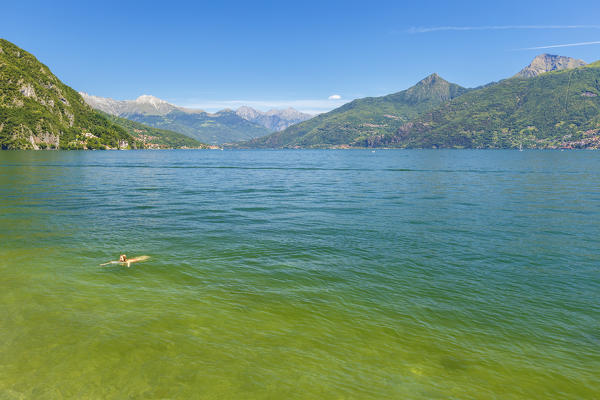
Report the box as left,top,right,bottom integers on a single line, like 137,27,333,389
362,61,600,149
515,54,586,78
238,74,468,148
235,106,312,131
0,39,135,150
100,112,212,149
81,93,179,116
80,93,270,145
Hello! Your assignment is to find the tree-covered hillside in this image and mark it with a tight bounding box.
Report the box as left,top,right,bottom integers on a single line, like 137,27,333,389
239,74,467,148
0,39,135,150
361,62,600,149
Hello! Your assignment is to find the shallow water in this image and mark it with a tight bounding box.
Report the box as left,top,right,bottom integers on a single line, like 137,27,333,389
1,150,598,399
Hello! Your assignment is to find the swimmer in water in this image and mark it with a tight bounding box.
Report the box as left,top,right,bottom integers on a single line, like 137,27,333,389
101,254,149,267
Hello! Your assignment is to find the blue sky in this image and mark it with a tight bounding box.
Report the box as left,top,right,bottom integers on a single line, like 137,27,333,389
3,0,600,113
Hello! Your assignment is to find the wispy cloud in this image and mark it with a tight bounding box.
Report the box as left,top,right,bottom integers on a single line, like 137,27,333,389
176,98,350,115
328,94,341,100
408,25,600,34
519,40,600,50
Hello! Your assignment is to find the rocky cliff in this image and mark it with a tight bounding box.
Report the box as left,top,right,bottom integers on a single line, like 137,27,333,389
515,54,586,78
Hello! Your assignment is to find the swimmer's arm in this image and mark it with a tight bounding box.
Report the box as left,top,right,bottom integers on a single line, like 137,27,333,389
100,261,120,266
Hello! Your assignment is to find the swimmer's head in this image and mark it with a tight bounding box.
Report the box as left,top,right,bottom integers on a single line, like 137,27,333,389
119,254,127,262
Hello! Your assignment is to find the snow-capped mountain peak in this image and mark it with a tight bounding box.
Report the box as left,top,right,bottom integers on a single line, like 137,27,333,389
135,95,169,108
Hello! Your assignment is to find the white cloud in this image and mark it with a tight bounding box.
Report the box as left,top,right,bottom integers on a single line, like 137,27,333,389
407,25,600,34
328,94,342,100
519,40,600,50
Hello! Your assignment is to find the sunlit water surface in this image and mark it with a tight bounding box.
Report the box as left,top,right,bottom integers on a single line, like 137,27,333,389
1,150,598,399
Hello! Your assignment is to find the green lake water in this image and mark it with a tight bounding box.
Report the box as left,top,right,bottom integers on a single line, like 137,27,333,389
0,150,598,399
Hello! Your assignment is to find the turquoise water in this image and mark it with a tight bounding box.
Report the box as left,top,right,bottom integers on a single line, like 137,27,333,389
0,150,598,399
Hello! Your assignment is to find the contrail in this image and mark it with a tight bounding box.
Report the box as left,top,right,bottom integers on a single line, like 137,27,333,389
520,40,600,50
408,25,600,34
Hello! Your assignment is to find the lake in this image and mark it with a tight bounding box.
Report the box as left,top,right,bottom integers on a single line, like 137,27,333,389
0,150,598,399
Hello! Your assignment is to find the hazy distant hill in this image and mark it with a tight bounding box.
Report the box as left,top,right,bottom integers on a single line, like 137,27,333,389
239,74,467,148
121,107,270,145
235,106,312,131
100,112,211,149
362,60,600,149
80,93,310,145
0,39,135,150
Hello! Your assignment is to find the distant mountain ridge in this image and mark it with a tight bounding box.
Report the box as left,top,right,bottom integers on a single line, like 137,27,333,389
363,61,600,149
80,93,179,116
99,112,210,149
235,106,312,131
515,54,586,78
238,73,468,148
4,39,598,151
80,93,311,143
236,54,600,149
80,93,269,144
